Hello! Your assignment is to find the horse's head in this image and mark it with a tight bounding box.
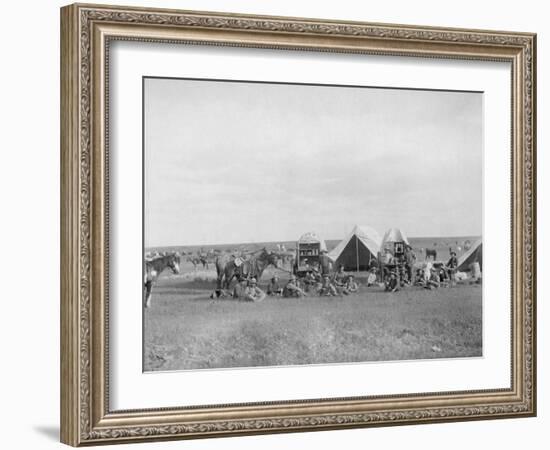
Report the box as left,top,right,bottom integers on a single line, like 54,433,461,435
168,253,181,274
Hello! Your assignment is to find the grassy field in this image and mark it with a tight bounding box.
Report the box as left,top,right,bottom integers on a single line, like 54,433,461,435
144,264,482,371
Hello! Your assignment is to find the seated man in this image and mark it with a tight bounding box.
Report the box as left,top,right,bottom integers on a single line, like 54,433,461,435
333,266,348,289
302,270,318,293
344,275,358,294
414,268,426,286
366,267,377,287
283,275,307,298
232,276,248,299
266,276,283,296
385,271,399,292
319,275,338,297
243,278,266,302
424,268,441,290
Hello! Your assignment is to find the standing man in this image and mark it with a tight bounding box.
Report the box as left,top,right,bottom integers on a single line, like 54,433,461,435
319,249,332,277
405,245,416,284
380,247,393,281
446,251,458,286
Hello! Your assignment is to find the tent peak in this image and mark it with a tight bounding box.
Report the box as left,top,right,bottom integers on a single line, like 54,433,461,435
328,225,382,270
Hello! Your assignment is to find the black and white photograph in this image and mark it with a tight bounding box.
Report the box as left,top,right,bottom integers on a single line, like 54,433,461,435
143,77,483,372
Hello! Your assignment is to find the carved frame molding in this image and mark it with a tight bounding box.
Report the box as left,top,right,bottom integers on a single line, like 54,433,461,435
61,3,536,446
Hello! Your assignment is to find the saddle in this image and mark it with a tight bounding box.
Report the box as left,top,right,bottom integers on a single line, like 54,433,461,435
233,256,244,267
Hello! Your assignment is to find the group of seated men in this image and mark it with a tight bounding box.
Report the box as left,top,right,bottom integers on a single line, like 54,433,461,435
230,250,460,301
231,276,266,302
231,248,462,301
264,266,359,298
230,270,360,302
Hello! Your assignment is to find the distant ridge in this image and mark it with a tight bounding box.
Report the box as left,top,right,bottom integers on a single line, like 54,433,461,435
146,235,481,254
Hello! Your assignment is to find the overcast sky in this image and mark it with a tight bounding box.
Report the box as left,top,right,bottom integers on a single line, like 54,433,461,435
144,78,482,247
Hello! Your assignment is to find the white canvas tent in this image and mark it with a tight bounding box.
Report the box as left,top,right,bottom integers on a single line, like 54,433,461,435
328,225,382,271
380,228,410,252
457,238,482,272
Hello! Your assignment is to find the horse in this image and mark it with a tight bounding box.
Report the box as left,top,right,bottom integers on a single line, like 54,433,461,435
143,253,180,308
425,248,437,261
272,250,295,269
214,248,278,297
187,254,209,270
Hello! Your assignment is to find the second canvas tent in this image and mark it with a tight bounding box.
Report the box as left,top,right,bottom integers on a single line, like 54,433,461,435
328,225,382,271
457,238,483,272
380,227,410,251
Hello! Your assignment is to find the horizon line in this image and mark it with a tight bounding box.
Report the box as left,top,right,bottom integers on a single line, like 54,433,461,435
145,233,482,249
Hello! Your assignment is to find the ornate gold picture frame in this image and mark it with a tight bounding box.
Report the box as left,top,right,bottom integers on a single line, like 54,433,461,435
60,3,536,446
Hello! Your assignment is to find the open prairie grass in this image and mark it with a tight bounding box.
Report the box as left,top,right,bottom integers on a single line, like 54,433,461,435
144,276,482,371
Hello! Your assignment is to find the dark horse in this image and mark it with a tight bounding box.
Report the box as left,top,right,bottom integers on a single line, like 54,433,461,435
214,248,278,297
144,253,180,308
187,254,209,270
425,248,437,261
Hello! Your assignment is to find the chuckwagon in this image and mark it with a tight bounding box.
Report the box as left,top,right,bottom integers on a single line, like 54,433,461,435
378,227,411,282
293,232,327,277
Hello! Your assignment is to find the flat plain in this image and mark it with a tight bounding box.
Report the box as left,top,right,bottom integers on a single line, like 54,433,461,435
144,237,482,372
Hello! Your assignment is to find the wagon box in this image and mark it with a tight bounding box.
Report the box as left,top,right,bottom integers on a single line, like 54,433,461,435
294,231,327,275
